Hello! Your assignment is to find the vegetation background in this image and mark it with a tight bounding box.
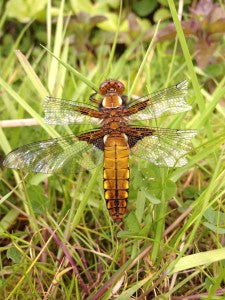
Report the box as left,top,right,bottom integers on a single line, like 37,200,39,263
0,0,225,299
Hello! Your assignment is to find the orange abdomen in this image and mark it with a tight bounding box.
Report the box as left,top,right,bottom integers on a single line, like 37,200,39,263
104,134,129,222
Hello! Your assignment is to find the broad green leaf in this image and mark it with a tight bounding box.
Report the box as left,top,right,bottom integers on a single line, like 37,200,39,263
125,212,141,233
133,0,157,17
147,179,176,200
27,186,49,214
135,189,146,223
7,247,22,264
70,0,93,14
183,186,200,201
154,8,171,22
6,0,47,23
203,222,225,234
204,206,225,225
97,13,128,32
144,190,161,204
204,63,224,77
29,174,50,186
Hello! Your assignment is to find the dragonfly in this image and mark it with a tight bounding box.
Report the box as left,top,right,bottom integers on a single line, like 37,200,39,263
3,79,196,222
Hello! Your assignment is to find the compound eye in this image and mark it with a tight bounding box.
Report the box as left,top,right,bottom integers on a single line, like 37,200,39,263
116,82,125,95
99,80,125,95
99,82,108,95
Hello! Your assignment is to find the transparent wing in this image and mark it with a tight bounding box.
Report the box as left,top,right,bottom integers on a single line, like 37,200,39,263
128,127,196,167
3,132,104,174
126,80,192,120
44,97,102,125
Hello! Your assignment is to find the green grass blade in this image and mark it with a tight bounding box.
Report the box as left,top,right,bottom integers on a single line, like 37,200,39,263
47,0,65,92
41,45,98,92
168,248,225,274
168,0,205,112
128,21,160,100
15,50,48,99
102,0,122,80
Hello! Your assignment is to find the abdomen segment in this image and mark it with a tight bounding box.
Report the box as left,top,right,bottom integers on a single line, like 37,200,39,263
104,134,129,222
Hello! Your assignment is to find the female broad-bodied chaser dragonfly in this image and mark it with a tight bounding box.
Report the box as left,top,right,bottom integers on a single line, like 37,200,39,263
4,79,196,222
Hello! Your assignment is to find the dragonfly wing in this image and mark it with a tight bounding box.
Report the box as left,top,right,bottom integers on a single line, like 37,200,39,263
3,131,104,174
126,81,192,121
127,126,196,167
44,97,102,125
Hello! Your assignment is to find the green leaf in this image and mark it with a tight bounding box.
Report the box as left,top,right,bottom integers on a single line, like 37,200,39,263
70,0,93,14
29,174,50,186
204,63,225,77
133,0,157,17
157,0,168,5
153,8,171,22
203,206,225,234
125,212,141,233
204,206,225,226
6,0,47,23
147,179,176,200
183,186,199,200
144,190,161,204
97,13,128,32
27,186,48,214
135,189,146,223
139,214,152,236
7,247,22,263
203,222,225,234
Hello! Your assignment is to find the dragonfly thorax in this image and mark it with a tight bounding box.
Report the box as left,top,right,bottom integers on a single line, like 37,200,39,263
102,95,123,108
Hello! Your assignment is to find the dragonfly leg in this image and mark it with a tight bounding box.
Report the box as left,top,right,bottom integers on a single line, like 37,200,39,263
89,93,101,105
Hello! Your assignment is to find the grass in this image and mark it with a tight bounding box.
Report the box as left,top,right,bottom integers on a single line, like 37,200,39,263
1,0,225,299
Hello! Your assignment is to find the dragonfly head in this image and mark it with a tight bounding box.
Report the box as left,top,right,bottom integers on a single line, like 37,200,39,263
99,80,125,96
